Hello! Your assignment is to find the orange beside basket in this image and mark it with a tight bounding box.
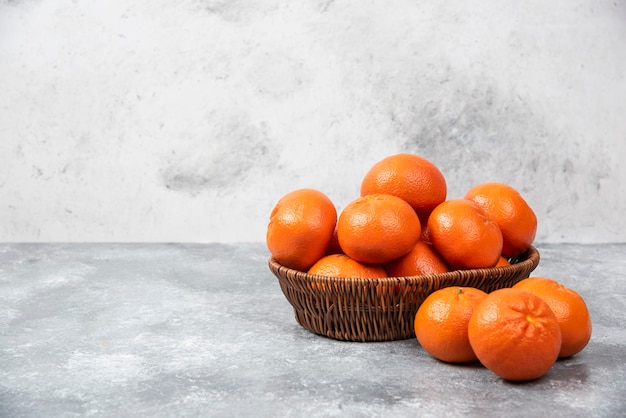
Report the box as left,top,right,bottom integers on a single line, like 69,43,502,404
269,246,540,342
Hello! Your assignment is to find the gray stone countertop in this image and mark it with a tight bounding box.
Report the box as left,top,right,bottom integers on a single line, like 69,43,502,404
1,243,624,417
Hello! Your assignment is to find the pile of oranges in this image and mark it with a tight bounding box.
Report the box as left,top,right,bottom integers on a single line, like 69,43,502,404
415,279,592,381
266,153,536,275
266,153,591,381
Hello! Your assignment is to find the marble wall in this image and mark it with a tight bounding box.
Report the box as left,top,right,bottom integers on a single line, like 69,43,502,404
1,0,625,243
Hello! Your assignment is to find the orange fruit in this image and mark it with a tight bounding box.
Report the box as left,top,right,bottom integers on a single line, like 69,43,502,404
495,256,511,267
360,153,447,224
513,277,592,358
337,194,421,264
468,288,562,381
324,227,343,255
464,182,537,257
420,223,432,243
308,254,387,278
427,199,503,270
385,241,450,277
414,287,488,363
266,188,337,271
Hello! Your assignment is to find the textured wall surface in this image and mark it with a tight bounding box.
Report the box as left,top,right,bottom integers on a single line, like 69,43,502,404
1,0,625,243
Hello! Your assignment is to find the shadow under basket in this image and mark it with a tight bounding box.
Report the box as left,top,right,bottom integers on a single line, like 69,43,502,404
269,246,540,342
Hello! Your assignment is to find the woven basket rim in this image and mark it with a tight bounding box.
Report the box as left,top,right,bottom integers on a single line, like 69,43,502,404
269,245,540,285
268,246,540,341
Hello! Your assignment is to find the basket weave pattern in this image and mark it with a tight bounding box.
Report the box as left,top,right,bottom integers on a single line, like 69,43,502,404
269,246,540,342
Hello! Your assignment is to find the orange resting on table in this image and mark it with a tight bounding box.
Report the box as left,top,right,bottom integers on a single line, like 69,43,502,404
468,288,562,381
513,277,592,358
414,287,488,363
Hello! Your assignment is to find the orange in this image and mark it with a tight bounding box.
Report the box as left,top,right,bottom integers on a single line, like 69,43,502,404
385,241,450,277
464,182,537,257
420,223,433,243
414,287,488,363
427,199,503,270
324,227,343,255
360,153,447,224
513,277,592,358
266,188,337,271
468,288,562,381
337,194,421,264
308,254,387,278
495,256,510,267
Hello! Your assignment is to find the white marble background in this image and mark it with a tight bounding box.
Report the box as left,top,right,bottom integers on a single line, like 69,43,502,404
1,0,625,243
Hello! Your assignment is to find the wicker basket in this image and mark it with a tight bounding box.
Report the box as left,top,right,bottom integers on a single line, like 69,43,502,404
269,246,540,342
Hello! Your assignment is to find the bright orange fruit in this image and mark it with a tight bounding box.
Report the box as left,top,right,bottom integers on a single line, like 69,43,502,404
337,194,421,264
324,227,343,255
465,182,537,257
414,287,488,363
427,199,503,270
308,254,387,278
385,241,450,277
495,256,511,267
468,288,562,381
513,277,592,358
266,188,336,271
360,153,447,224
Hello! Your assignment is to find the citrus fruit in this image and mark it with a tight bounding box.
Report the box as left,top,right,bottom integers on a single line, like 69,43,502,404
513,277,592,358
468,288,562,381
427,199,503,270
495,256,511,267
414,287,488,363
337,193,421,264
308,254,387,278
464,182,537,257
385,241,450,277
324,227,343,255
360,153,447,224
420,223,432,243
266,188,337,271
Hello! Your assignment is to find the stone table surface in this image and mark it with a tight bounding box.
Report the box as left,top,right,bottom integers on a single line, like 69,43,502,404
0,243,624,417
